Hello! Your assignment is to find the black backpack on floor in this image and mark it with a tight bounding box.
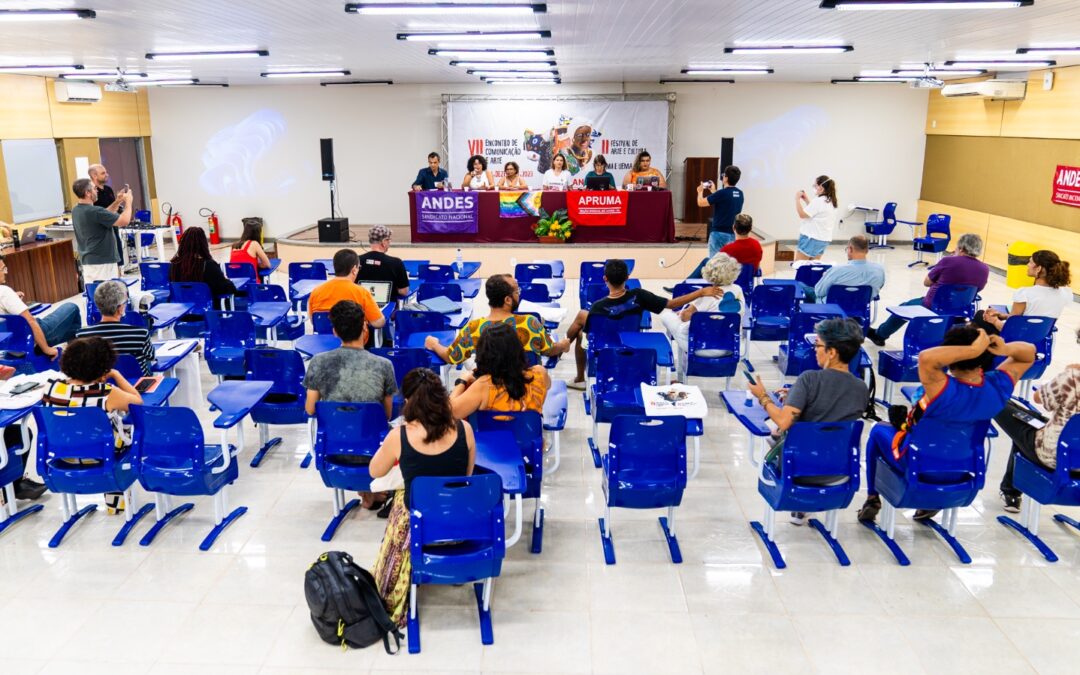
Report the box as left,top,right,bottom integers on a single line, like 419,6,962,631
304,550,403,654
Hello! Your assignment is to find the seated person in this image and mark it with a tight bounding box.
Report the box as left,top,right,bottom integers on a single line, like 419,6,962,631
996,356,1080,512
358,225,410,299
858,324,1035,523
42,337,143,514
76,280,155,376
541,153,571,190
308,248,385,329
563,259,720,389
411,152,449,191
369,368,475,628
461,154,494,190
229,219,273,281
425,274,569,366
975,249,1072,334
497,161,529,190
866,234,989,346
0,254,80,358
621,150,667,189
169,227,236,304
584,154,616,190
0,363,46,501
449,323,549,419
658,252,743,355
687,212,758,281
747,318,869,524
805,235,885,303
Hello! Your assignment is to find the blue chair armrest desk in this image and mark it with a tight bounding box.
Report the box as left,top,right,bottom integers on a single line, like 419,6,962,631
473,418,534,552
313,401,389,541
0,406,44,537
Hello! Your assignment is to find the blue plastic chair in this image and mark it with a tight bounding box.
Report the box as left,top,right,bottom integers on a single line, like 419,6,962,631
407,474,505,654
310,311,334,335
394,309,449,346
998,316,1056,397
0,314,62,375
777,308,843,378
419,263,455,282
402,259,430,279
129,404,247,551
170,281,214,339
583,313,642,412
587,347,656,469
671,281,710,300
580,282,609,311
518,283,551,304
225,262,257,309
287,262,327,310
877,316,950,404
998,415,1080,562
825,284,873,331
474,410,546,553
417,282,464,305
747,284,796,342
750,421,864,569
532,259,564,277
684,312,740,383
862,417,990,565
0,419,44,536
864,202,898,249
86,281,144,327
514,263,553,284
910,213,951,268
599,415,687,564
369,347,431,418
734,263,757,299
313,401,389,541
139,262,172,304
33,406,153,547
206,310,257,379
245,348,309,467
929,283,978,321
794,264,831,289
248,283,306,341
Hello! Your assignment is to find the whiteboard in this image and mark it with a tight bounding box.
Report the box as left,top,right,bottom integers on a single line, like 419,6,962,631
2,138,65,224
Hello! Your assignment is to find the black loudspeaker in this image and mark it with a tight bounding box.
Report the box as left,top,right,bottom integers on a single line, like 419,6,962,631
720,137,734,173
318,217,349,243
320,138,335,181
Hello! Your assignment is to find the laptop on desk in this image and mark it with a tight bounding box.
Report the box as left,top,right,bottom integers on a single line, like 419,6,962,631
19,226,39,244
358,279,394,306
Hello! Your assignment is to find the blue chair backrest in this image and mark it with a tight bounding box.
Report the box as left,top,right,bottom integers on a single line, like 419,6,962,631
207,310,256,349
1000,315,1055,345
395,310,448,341
825,285,873,322
518,283,551,303
369,347,430,389
288,262,326,283
314,401,388,462
419,264,454,282
688,312,740,356
533,259,564,277
474,410,544,492
311,311,334,335
580,261,606,285
795,264,831,288
1054,416,1080,481
881,202,897,224
789,308,842,347
903,417,989,483
85,281,104,324
595,347,657,395
403,259,430,278
417,282,464,303
585,313,642,353
248,283,288,304
225,262,257,280
607,415,687,490
140,262,171,292
409,474,505,549
245,347,306,397
672,281,709,300
0,314,34,350
782,420,863,480
581,282,609,309
515,263,552,283
902,316,950,363
929,284,977,317
751,284,796,319
129,404,209,471
170,282,213,314
115,354,145,382
34,406,118,472
926,213,951,239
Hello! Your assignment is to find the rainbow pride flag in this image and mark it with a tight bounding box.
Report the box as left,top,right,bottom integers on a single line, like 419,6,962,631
499,190,543,218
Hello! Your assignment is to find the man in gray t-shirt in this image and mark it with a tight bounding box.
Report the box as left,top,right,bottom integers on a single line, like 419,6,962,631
70,177,133,283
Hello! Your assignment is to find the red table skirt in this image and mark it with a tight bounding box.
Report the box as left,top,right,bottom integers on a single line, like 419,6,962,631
408,190,675,244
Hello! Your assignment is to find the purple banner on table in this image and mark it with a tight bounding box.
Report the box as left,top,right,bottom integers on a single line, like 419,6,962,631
415,191,479,234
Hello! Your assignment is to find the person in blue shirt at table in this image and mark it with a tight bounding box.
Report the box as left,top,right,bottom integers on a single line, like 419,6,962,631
411,152,449,191
804,235,885,303
686,165,744,280
857,324,1035,524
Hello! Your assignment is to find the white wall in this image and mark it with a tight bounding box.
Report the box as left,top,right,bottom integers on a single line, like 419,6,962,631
148,81,927,241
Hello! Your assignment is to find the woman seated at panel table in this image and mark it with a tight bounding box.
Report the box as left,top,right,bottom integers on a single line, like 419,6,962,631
746,318,869,526
541,153,571,190
448,322,549,419
584,154,616,190
496,161,528,190
857,325,1035,524
460,154,494,190
622,149,667,189
657,252,744,357
369,368,476,628
974,249,1072,334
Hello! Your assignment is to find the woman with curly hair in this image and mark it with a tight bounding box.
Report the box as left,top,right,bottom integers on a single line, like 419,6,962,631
449,322,549,418
658,252,744,356
975,249,1073,334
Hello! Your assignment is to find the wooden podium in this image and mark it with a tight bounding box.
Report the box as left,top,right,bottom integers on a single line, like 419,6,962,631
4,239,80,303
682,157,719,225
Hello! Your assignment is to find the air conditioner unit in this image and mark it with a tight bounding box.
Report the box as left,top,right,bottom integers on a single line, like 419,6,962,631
54,80,102,103
940,79,1026,100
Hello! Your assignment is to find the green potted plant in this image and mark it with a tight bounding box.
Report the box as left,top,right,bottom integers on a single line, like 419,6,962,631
533,208,574,243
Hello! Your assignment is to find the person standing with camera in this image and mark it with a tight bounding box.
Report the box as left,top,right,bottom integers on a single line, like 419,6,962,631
687,165,744,280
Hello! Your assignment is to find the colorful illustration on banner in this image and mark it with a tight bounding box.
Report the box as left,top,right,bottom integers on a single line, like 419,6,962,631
523,113,602,177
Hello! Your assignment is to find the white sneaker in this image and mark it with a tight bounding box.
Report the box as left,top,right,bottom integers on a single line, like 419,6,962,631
789,512,807,526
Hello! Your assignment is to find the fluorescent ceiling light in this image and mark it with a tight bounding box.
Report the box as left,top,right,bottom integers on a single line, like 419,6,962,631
398,30,550,41
186,81,230,87
451,60,555,69
60,71,148,80
659,78,735,84
487,79,560,85
146,50,268,61
821,0,1030,8
347,2,545,15
943,59,1054,68
474,70,558,78
681,68,773,75
833,77,908,83
1017,47,1080,55
725,45,853,54
261,69,351,78
0,9,96,21
893,68,986,76
130,78,199,86
428,48,553,58
0,63,84,73
320,79,394,86
854,76,916,81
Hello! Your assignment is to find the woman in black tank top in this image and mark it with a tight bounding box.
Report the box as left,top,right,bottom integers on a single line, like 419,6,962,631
369,368,475,627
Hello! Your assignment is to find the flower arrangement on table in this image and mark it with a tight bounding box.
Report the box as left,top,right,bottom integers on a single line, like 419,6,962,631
534,208,575,242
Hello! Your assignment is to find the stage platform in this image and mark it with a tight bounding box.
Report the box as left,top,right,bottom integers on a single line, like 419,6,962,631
276,223,778,280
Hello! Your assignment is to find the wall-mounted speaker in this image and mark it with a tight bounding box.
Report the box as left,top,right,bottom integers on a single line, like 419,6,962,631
720,137,734,172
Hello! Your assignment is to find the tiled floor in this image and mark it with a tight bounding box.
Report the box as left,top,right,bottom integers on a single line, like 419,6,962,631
4,245,1080,674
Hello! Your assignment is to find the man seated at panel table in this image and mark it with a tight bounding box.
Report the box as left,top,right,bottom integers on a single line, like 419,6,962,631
425,274,570,367
75,280,155,376
307,249,385,330
0,254,81,358
803,235,885,303
411,152,450,191
563,259,721,390
303,299,398,516
865,233,989,347
357,225,410,299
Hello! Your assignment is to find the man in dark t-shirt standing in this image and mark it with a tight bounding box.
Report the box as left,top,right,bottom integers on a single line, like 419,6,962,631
357,225,410,298
686,165,745,280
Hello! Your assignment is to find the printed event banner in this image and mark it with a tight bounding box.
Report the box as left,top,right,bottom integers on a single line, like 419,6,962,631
1052,165,1080,208
415,191,478,234
448,100,669,188
566,190,628,226
498,190,543,218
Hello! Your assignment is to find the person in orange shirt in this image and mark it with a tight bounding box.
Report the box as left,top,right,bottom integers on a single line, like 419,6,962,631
307,249,385,328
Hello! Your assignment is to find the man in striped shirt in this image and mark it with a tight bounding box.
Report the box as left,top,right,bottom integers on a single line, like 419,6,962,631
75,280,155,376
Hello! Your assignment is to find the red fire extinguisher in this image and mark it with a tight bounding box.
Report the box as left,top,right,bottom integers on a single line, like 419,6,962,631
163,202,184,240
200,207,220,245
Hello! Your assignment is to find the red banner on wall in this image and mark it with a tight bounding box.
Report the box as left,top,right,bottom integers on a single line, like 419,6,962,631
566,191,628,226
1052,165,1080,208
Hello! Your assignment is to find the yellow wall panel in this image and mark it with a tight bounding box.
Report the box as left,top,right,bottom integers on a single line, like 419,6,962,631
0,75,52,139
136,89,152,136
46,79,143,138
1001,68,1080,140
925,85,1004,137
916,200,990,260
56,138,102,210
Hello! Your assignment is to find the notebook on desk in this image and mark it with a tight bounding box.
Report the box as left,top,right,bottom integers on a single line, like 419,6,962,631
420,296,462,315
